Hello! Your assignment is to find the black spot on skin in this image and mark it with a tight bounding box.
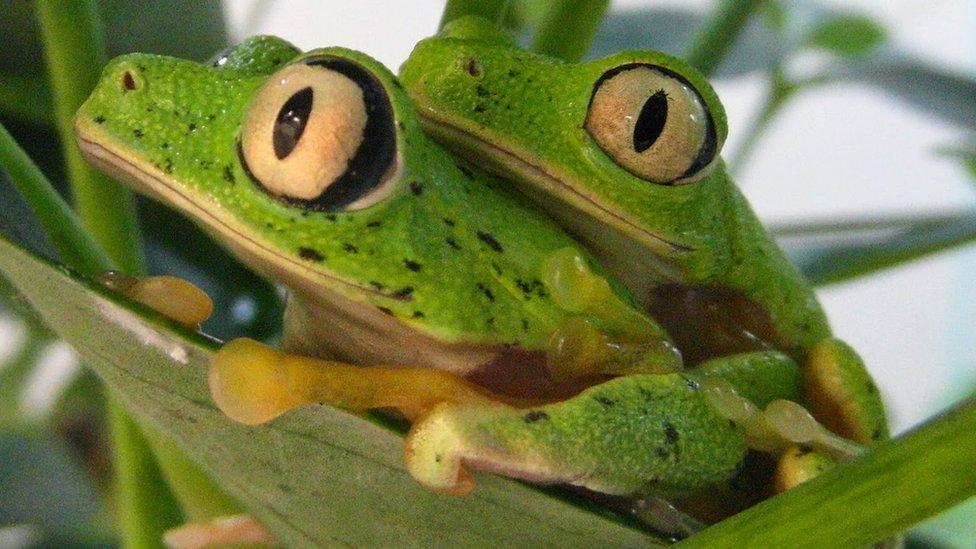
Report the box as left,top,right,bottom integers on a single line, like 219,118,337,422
486,317,495,326
411,310,425,319
508,69,521,78
523,411,550,423
474,104,486,113
435,454,442,463
490,262,502,275
681,375,700,391
475,283,495,302
464,58,482,77
207,113,216,121
522,319,530,331
369,281,386,291
163,158,174,173
445,237,461,250
796,445,814,456
663,421,680,444
404,259,422,272
456,164,474,179
443,218,456,227
326,214,338,222
728,419,736,429
475,84,489,98
366,220,382,228
654,447,671,459
93,115,106,124
298,247,324,262
409,181,423,195
872,428,883,441
132,128,143,138
378,306,394,316
595,396,616,407
342,243,359,254
223,165,236,184
187,122,197,133
161,142,170,149
476,231,503,252
392,286,414,299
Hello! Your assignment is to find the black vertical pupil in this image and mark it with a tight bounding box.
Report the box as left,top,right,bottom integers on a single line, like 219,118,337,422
273,86,313,159
633,90,668,153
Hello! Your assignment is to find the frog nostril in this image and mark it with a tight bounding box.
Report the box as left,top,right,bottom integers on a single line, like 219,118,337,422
121,70,142,92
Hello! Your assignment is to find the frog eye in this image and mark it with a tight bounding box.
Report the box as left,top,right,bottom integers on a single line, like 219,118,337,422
585,64,718,185
239,56,397,211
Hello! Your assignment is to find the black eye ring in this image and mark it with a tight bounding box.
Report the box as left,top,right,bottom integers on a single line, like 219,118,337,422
588,63,718,184
238,55,398,212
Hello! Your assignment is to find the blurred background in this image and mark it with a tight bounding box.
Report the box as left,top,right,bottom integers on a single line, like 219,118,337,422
1,0,973,546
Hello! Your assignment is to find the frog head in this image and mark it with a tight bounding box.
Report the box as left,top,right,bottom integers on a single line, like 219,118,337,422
400,18,830,357
74,37,594,378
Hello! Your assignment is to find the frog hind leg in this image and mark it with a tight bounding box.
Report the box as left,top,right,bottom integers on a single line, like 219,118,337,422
804,338,889,444
405,372,749,496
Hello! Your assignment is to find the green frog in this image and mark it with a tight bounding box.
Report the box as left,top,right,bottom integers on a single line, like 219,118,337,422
74,35,879,538
399,17,888,451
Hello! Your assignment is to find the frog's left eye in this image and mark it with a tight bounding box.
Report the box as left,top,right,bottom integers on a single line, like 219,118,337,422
239,56,397,211
585,64,718,185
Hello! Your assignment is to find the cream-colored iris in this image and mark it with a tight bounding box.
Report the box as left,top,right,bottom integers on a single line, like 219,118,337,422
241,63,367,200
585,65,713,185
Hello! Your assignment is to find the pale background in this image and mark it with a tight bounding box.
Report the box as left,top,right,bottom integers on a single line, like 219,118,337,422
222,0,976,435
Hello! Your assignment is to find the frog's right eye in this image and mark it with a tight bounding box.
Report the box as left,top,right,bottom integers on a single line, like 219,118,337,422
585,64,718,185
239,56,398,211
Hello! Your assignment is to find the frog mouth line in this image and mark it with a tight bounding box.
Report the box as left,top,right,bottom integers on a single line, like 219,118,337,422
414,111,694,255
75,130,396,302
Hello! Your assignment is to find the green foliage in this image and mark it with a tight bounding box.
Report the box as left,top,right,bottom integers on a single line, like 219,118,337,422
804,14,886,58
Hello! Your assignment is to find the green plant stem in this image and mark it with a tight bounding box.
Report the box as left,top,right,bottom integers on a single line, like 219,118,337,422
680,396,976,547
438,0,510,30
727,67,796,174
35,0,143,274
34,1,240,544
35,2,181,546
684,0,764,76
529,0,610,62
0,123,111,273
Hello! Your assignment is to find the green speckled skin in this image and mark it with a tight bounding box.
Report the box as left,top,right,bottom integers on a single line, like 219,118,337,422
399,20,829,352
399,19,889,444
75,35,885,499
76,39,609,349
412,350,801,495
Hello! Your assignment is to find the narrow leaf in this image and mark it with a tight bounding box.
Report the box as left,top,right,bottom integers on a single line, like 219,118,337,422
679,396,976,547
0,234,658,547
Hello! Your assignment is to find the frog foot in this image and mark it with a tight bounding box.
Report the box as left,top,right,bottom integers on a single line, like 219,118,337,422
701,376,864,460
542,248,682,380
804,338,889,444
163,514,275,548
95,271,213,328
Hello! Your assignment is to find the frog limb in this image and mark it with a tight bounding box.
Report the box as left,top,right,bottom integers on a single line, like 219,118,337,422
95,271,213,327
542,247,682,379
162,514,276,549
209,338,508,425
804,337,889,444
406,351,803,496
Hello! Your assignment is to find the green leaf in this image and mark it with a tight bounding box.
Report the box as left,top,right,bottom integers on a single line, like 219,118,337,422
775,214,976,286
0,233,658,547
804,14,886,58
679,395,976,546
